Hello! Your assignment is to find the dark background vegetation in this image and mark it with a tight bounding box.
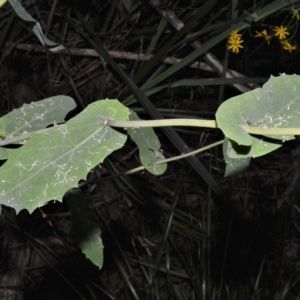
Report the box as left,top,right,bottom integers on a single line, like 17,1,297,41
1,0,300,299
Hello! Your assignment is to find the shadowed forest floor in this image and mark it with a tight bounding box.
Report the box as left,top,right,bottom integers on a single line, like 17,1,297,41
1,0,300,299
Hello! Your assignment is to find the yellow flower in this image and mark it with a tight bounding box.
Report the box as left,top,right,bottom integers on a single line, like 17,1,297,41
274,25,290,40
255,30,271,45
281,41,298,53
227,36,244,53
291,7,300,20
230,30,242,40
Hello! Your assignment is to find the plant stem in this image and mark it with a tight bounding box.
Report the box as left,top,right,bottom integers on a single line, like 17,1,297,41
107,118,300,136
125,139,224,175
106,119,217,128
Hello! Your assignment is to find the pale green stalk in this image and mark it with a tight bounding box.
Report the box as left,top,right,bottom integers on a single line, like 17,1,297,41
125,140,224,175
106,119,300,136
105,119,217,128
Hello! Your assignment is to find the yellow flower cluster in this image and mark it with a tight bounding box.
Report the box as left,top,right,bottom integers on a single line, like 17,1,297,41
273,25,297,53
227,6,299,54
228,26,297,54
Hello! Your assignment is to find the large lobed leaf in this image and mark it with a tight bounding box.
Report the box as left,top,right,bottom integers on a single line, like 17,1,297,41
0,100,128,213
216,74,300,159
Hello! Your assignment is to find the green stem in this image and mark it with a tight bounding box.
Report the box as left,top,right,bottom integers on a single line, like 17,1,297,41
125,139,224,175
105,119,217,128
107,118,300,136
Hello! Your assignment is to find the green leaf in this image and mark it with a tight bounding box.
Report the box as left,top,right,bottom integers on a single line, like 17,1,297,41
216,74,300,158
127,111,167,175
66,189,103,269
223,138,251,177
0,96,76,139
0,100,128,213
249,136,282,158
0,147,8,160
226,136,282,159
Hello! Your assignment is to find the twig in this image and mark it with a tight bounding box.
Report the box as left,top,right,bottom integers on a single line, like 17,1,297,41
5,42,215,73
